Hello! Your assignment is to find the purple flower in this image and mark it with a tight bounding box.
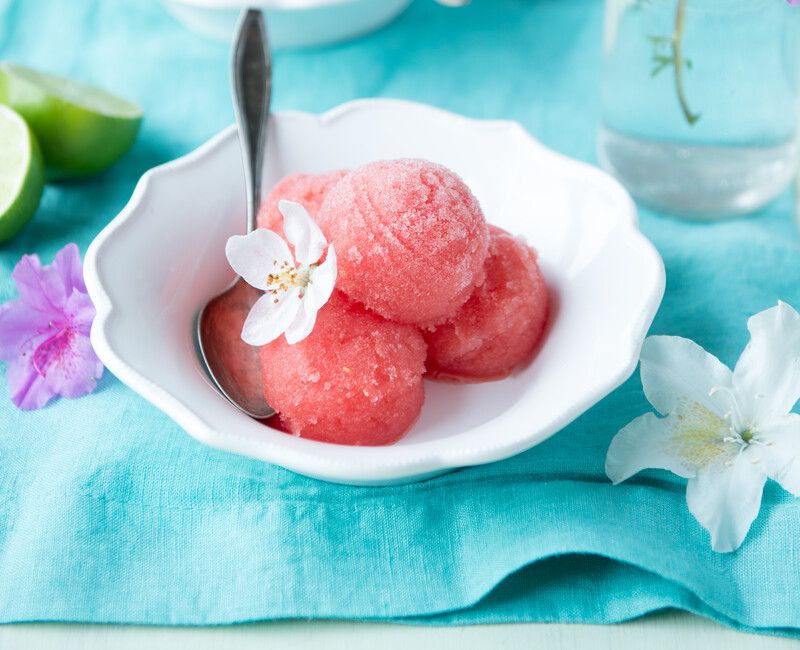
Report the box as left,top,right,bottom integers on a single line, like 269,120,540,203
0,244,103,410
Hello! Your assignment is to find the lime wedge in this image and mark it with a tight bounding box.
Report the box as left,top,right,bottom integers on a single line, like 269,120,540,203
0,105,44,243
0,63,143,179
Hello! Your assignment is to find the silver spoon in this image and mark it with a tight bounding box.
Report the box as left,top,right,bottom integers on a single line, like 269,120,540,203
197,9,275,419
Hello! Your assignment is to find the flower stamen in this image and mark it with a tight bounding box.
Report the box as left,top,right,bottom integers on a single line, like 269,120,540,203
709,385,751,436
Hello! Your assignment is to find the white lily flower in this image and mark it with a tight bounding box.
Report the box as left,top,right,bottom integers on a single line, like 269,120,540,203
605,302,800,553
225,200,337,346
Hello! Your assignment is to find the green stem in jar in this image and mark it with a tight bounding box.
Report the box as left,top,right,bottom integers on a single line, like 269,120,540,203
672,0,700,124
648,0,700,125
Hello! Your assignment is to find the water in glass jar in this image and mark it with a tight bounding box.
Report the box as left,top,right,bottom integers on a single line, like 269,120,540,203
598,0,800,219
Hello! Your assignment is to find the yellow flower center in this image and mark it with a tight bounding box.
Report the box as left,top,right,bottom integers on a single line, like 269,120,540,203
266,260,312,303
670,400,733,470
669,399,769,470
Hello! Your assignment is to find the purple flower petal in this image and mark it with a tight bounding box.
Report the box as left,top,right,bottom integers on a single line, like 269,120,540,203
64,290,96,336
12,253,66,315
35,328,103,398
6,350,56,410
52,243,87,295
0,300,53,362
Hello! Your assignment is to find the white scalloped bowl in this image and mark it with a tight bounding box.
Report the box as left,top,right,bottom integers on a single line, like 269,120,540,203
84,99,664,485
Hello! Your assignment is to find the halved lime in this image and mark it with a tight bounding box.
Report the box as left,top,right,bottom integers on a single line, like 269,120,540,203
0,63,143,179
0,104,44,243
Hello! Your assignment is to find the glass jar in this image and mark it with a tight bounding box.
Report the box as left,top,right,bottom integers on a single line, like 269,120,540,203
598,0,800,219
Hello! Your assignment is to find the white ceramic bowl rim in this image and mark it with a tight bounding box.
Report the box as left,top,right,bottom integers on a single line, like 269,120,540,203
85,98,665,484
168,0,356,10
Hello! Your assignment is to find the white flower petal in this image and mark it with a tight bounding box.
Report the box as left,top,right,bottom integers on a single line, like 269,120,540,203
241,289,301,346
280,200,327,266
304,246,337,311
686,456,767,553
606,412,698,484
284,299,319,345
226,230,293,291
640,336,733,418
756,413,800,496
732,302,800,425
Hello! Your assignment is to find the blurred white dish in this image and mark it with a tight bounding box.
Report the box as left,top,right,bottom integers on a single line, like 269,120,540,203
84,99,664,486
163,0,413,48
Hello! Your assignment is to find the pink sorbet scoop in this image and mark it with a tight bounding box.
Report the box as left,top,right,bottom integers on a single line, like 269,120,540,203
424,225,549,381
317,159,490,327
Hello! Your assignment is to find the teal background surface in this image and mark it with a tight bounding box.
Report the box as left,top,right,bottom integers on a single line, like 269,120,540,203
1,0,800,636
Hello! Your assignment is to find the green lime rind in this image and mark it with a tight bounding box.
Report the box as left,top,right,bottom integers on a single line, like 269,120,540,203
0,104,44,243
0,62,143,179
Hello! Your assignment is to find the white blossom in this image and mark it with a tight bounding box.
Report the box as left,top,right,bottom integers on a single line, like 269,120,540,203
225,200,336,346
606,302,800,552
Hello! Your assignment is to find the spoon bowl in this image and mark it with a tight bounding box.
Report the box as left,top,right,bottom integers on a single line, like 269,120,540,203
197,279,270,419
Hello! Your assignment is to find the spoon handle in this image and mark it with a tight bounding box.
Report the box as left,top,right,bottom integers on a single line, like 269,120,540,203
231,9,271,234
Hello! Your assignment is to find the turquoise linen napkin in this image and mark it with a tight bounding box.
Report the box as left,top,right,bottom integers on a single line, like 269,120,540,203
1,0,800,636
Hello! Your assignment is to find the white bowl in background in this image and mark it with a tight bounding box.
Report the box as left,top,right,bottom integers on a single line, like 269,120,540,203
163,0,413,48
84,99,665,485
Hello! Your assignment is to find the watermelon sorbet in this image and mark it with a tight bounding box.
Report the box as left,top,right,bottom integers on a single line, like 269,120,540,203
239,160,549,446
317,159,490,326
257,170,346,238
425,226,549,381
261,292,427,446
